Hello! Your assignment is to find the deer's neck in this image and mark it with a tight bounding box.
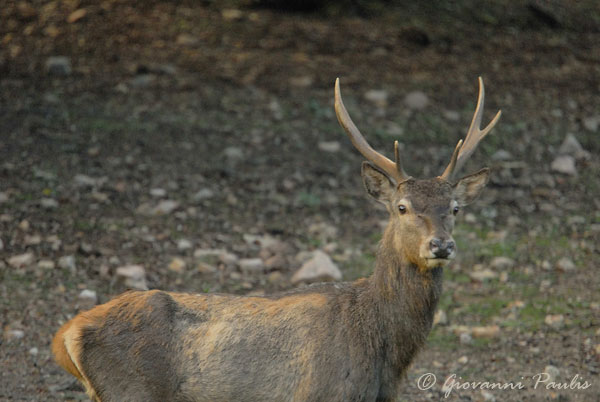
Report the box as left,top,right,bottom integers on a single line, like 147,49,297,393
368,226,443,373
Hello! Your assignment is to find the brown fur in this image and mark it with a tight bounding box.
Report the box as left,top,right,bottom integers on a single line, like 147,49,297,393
52,164,489,402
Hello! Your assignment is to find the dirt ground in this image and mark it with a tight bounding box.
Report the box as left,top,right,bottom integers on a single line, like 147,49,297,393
1,1,599,401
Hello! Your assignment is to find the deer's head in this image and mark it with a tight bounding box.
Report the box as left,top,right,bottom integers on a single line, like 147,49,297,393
335,78,501,270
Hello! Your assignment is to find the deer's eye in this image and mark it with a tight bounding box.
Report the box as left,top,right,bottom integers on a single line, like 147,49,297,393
398,205,407,214
453,206,459,215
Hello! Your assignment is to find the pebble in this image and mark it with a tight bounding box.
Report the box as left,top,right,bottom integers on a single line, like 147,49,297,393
239,258,265,274
45,56,72,76
558,133,590,160
194,248,227,258
5,329,25,340
116,265,148,290
58,255,76,271
555,257,576,272
289,76,313,88
150,188,167,198
457,355,469,364
168,257,186,273
78,289,97,304
442,110,460,121
37,259,55,269
221,8,243,20
364,89,388,108
223,146,243,160
291,250,342,285
176,34,197,46
544,314,564,329
73,174,99,187
8,252,34,268
582,116,599,132
177,239,193,251
197,262,217,274
551,155,577,175
471,325,500,338
151,200,179,215
0,192,8,203
481,390,496,402
28,347,39,356
469,269,498,282
459,332,473,344
433,309,448,326
491,149,512,161
40,198,59,209
544,365,560,382
193,188,215,201
490,256,515,270
404,91,429,110
318,141,341,153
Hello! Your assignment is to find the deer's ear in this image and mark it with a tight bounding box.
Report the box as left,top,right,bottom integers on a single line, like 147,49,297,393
453,168,490,206
361,162,395,203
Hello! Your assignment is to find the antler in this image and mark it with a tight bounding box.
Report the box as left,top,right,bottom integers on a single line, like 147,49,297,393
440,77,502,180
334,78,410,183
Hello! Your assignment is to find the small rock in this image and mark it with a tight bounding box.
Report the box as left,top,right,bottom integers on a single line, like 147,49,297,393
267,271,284,285
150,188,167,198
291,250,342,285
78,289,97,304
73,174,99,187
558,133,591,160
24,234,42,246
491,149,512,161
469,268,498,282
151,200,179,215
239,258,265,274
18,219,30,231
129,74,155,88
168,257,186,273
45,56,71,76
457,355,469,364
66,8,86,23
480,390,496,402
433,309,448,326
219,251,239,267
318,141,341,153
544,314,564,329
5,329,25,341
471,325,500,338
221,8,243,20
490,256,515,270
459,332,473,345
264,254,287,270
177,239,193,251
40,198,59,209
37,259,55,269
0,192,8,203
442,110,460,121
551,155,577,175
197,262,217,274
8,252,34,268
364,89,388,108
404,91,429,110
582,116,599,132
464,213,477,224
28,347,39,356
223,146,243,160
555,257,576,272
58,255,76,271
194,248,227,258
176,34,197,46
289,76,313,88
116,265,148,290
193,188,214,201
17,2,37,19
544,365,560,382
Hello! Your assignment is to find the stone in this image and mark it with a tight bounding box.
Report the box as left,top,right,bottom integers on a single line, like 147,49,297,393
490,256,515,270
442,110,460,121
471,325,500,338
193,188,215,201
28,347,39,356
8,252,34,268
459,332,473,345
551,155,577,175
37,259,55,269
558,133,591,160
318,141,341,153
40,198,59,209
168,257,186,273
289,76,313,88
544,314,564,329
239,258,265,274
433,309,448,326
45,56,71,76
78,289,97,305
582,116,599,132
544,365,560,382
24,234,42,246
291,250,342,285
404,91,429,110
264,254,287,270
221,8,243,20
555,257,575,272
197,262,217,274
116,265,148,290
469,268,498,282
176,34,197,46
223,146,243,160
67,8,86,23
58,255,76,271
5,329,25,341
457,355,469,364
173,239,191,251
491,149,512,161
74,174,99,187
150,188,167,198
364,89,388,108
194,248,227,258
151,200,179,215
0,192,8,203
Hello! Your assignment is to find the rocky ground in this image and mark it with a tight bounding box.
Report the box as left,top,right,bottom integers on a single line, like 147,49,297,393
1,1,599,401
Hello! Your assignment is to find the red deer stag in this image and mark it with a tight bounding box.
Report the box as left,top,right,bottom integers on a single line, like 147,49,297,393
52,77,501,402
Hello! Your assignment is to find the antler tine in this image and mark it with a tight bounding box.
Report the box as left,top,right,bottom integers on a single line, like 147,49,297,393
335,78,410,183
440,139,463,180
441,77,502,180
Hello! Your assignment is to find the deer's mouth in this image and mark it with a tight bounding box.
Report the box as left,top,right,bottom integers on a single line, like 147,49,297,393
424,256,453,268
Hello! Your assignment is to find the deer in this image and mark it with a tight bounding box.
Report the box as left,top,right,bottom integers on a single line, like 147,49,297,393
52,77,501,402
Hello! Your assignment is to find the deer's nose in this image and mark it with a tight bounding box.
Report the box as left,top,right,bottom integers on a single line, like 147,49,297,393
429,238,455,258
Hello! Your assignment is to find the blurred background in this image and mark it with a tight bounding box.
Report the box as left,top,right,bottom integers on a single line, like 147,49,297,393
1,0,599,400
